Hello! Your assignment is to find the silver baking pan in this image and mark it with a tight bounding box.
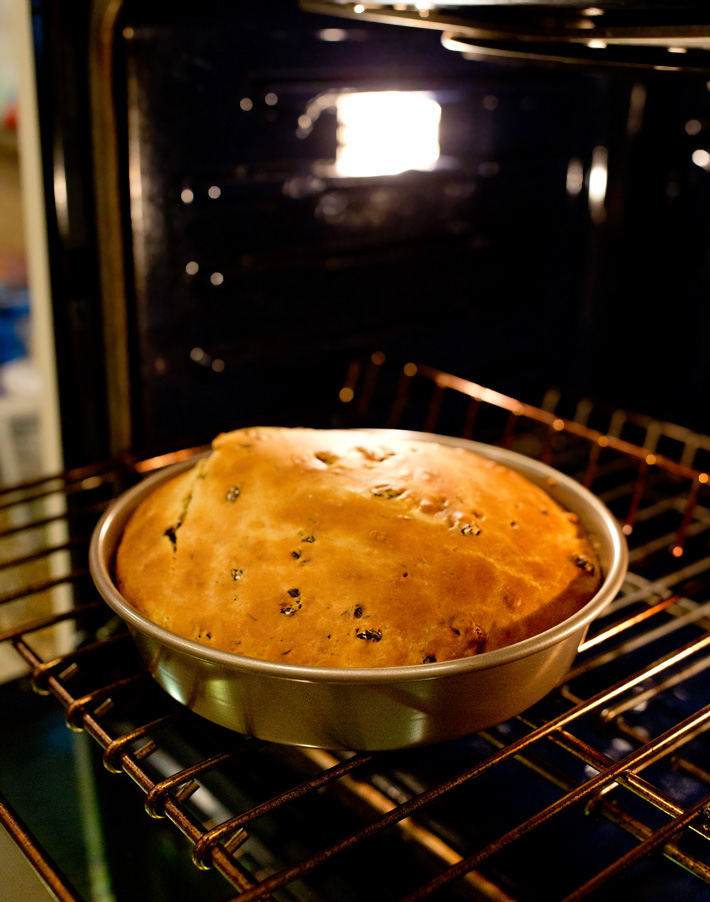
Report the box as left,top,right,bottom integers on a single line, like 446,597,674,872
89,430,628,751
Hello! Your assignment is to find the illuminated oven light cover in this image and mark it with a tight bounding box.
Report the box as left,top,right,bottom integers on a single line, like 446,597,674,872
332,90,442,178
588,145,608,223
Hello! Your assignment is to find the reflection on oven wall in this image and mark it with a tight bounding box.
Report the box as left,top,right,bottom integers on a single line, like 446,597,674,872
34,0,710,470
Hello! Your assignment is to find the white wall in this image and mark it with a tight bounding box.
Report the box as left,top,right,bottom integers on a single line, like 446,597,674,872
0,1,70,683
1,0,63,481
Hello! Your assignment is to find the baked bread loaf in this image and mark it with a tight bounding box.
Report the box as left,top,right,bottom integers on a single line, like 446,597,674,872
115,427,601,668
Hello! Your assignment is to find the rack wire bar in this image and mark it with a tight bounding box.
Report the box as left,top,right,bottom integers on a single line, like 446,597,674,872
412,364,708,483
399,709,710,901
481,721,710,876
144,743,257,819
8,635,265,897
299,746,520,902
190,752,378,869
0,791,84,902
560,790,710,902
212,628,710,902
4,359,710,901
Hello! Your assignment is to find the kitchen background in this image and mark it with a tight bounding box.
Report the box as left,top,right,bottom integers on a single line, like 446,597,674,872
0,0,61,494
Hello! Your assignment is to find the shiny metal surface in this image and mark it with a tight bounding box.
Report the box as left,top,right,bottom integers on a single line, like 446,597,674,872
89,431,628,750
301,1,710,70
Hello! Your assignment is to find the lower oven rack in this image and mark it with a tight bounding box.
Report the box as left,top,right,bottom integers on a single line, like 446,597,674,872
3,356,710,901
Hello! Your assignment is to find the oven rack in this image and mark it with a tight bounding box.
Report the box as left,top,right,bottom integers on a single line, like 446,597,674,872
3,356,710,901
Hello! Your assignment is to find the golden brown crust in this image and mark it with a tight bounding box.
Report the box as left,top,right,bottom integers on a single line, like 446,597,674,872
114,428,601,668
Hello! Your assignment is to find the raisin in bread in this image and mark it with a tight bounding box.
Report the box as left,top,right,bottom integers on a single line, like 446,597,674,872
114,427,601,668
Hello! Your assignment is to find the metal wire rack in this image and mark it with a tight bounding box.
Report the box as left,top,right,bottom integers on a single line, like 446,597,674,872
3,355,710,901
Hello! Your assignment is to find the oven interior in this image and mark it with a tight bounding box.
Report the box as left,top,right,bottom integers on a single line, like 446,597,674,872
5,0,710,899
42,0,710,469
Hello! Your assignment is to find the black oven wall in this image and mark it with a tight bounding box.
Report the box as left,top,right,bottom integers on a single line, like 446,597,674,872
34,0,710,465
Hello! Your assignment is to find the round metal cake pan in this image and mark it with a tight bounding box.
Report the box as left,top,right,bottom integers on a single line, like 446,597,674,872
89,430,628,751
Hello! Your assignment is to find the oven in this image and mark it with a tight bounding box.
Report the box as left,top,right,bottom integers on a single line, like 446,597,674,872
4,1,710,900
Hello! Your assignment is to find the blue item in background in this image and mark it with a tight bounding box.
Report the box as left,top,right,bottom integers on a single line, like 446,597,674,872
0,284,30,368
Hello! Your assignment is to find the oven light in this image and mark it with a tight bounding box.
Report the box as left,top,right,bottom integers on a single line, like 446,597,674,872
588,145,608,224
53,158,69,237
566,157,584,196
334,90,441,178
318,28,348,42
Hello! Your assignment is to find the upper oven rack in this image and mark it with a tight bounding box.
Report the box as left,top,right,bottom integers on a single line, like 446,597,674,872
3,356,710,901
300,1,710,72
